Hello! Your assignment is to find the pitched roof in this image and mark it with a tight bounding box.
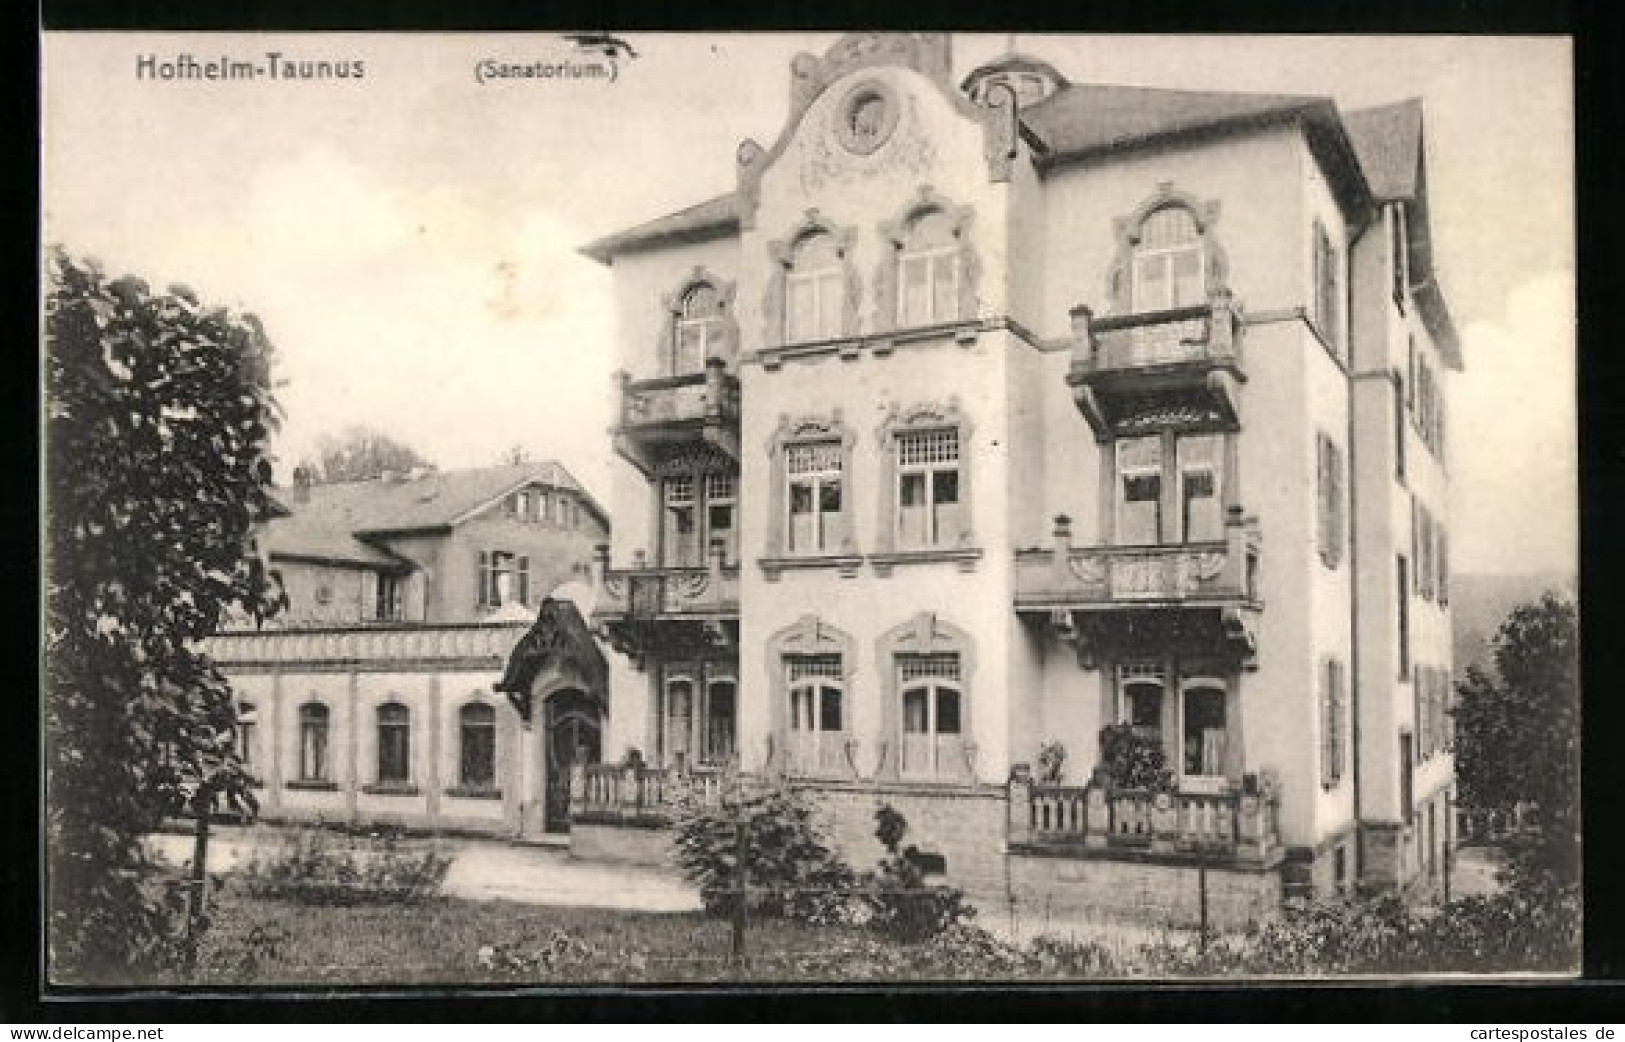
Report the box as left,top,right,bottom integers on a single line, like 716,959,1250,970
261,461,608,566
1343,99,1424,202
1022,83,1330,163
579,192,741,264
580,83,1344,264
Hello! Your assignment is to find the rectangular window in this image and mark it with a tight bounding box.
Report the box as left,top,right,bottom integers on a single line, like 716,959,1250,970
1313,220,1342,356
664,677,695,764
786,655,844,775
1392,206,1409,310
1317,433,1345,568
705,471,737,564
376,574,403,621
1399,731,1415,825
377,708,411,785
899,654,963,778
1177,434,1222,542
897,429,962,548
1397,555,1411,678
786,441,843,553
663,475,700,567
1438,528,1450,605
1394,380,1407,483
1321,659,1345,788
899,249,959,327
1117,435,1163,545
787,270,844,342
459,706,497,789
704,680,737,765
479,551,520,609
1181,685,1228,778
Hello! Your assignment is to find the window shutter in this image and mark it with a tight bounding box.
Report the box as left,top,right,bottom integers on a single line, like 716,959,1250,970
477,551,490,608
518,556,530,606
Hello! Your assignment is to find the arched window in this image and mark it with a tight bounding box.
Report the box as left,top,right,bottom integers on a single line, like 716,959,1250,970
298,702,329,782
785,231,844,343
898,210,959,327
673,282,724,375
786,655,845,776
898,654,962,779
1132,207,1205,311
376,701,411,785
459,701,497,789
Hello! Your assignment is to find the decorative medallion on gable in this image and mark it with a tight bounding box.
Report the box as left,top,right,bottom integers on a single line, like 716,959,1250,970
735,33,1017,229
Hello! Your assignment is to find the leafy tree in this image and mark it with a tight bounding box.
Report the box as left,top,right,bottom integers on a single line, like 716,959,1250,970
303,425,433,483
44,248,283,982
1453,592,1580,893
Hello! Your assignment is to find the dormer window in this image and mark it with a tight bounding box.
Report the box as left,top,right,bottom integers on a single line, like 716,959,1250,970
898,211,959,327
1132,207,1205,312
786,231,844,343
674,283,724,375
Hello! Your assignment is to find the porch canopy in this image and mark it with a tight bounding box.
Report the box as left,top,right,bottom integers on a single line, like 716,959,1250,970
494,597,609,723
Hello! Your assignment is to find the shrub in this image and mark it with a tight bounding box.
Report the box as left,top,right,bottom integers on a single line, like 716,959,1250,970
1097,724,1174,791
1036,741,1068,784
1141,887,1582,976
671,785,860,925
238,827,452,905
860,804,975,943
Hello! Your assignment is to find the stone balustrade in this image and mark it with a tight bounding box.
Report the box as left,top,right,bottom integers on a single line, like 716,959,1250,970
1009,775,1281,862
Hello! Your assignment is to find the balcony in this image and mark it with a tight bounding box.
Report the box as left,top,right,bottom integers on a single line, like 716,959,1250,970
1065,290,1245,440
1008,776,1281,864
570,761,728,827
1014,514,1261,665
591,541,740,659
612,358,741,476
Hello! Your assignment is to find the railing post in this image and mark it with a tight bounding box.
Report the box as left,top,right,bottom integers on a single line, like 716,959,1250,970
1208,287,1238,360
1052,514,1073,585
1069,304,1096,369
1085,784,1110,848
1151,792,1179,853
614,369,633,425
704,356,726,422
1007,763,1033,846
708,536,726,603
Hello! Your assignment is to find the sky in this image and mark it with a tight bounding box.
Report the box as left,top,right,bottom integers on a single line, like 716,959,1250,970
41,32,1574,577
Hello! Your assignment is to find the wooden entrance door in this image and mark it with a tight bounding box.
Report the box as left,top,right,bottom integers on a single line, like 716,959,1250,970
543,689,602,834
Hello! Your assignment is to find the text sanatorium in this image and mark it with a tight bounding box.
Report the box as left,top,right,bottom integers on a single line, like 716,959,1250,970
136,53,365,81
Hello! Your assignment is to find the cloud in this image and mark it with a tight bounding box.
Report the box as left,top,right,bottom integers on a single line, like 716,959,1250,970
1452,270,1576,576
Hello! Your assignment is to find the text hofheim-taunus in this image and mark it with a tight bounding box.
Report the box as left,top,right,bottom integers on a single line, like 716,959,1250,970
135,52,366,81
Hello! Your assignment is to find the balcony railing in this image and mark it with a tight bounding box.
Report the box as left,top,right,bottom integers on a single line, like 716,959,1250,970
1013,514,1260,611
1065,290,1245,437
570,762,728,826
1009,777,1281,862
592,542,740,621
617,360,740,429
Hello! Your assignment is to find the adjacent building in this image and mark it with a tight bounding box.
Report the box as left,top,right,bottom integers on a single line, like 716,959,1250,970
574,33,1460,925
207,461,612,839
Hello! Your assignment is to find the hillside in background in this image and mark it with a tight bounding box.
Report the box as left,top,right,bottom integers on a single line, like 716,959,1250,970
1452,571,1578,677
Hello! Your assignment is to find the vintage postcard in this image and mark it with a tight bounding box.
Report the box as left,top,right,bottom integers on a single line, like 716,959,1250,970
40,30,1577,988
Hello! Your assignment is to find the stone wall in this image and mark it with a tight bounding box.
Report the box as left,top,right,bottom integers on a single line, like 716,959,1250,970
1007,850,1284,932
794,782,1012,903
571,822,676,868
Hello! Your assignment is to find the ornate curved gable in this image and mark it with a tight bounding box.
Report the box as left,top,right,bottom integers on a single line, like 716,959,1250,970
735,33,1019,229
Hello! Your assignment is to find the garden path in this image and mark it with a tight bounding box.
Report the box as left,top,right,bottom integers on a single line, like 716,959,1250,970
144,824,704,913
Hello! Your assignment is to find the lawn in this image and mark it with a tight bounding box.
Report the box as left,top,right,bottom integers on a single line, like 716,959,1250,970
187,885,1009,986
